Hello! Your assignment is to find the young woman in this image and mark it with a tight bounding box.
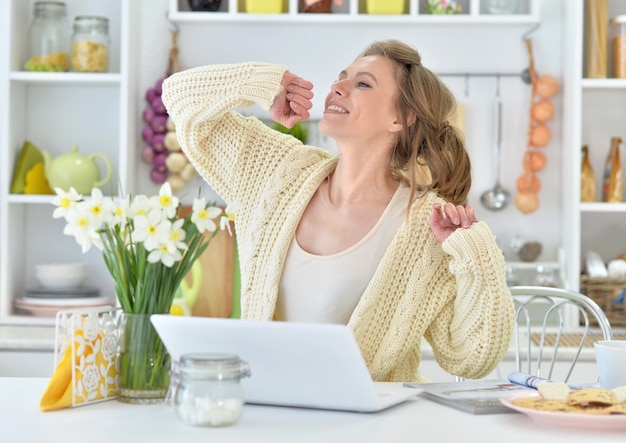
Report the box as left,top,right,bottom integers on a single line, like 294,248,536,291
162,39,515,382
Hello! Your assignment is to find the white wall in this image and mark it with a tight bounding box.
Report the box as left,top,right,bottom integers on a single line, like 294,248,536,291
135,0,565,263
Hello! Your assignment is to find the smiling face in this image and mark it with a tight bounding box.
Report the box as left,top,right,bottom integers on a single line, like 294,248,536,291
318,55,402,147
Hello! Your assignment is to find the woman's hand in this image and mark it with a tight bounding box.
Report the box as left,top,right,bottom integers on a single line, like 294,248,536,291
429,203,478,243
270,71,314,129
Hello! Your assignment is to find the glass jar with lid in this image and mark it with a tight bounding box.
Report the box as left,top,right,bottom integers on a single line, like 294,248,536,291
170,353,251,427
611,15,626,78
25,1,71,72
71,16,110,73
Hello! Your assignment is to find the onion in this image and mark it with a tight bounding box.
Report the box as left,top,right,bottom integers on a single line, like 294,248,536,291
151,96,166,114
167,173,185,191
145,87,158,104
142,126,155,144
530,124,551,147
536,75,559,99
153,152,168,168
164,131,181,151
141,146,154,164
151,115,168,133
154,76,166,95
166,117,176,131
152,133,166,153
150,165,168,184
143,107,156,124
523,151,547,172
180,163,197,181
531,100,554,123
516,172,541,193
165,152,187,173
515,191,540,214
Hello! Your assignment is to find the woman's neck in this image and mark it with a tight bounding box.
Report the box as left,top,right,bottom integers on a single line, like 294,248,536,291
326,156,398,206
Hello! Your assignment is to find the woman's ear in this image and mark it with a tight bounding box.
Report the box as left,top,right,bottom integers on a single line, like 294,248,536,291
406,110,417,127
389,111,416,133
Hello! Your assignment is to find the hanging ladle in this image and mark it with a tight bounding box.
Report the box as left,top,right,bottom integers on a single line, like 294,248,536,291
480,77,512,211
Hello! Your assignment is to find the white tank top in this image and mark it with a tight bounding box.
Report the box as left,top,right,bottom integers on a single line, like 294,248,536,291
276,186,408,324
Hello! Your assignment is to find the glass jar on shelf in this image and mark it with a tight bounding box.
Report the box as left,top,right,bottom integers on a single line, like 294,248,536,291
71,16,110,73
484,0,518,15
170,353,251,427
505,265,520,287
25,1,71,72
534,265,558,288
611,15,626,79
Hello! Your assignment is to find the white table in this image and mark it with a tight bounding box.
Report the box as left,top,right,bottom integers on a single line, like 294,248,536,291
1,377,624,442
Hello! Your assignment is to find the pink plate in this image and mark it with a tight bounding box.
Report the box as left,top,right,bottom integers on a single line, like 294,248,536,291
501,392,626,431
14,296,114,318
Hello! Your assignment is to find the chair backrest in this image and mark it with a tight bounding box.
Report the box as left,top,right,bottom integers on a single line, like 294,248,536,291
509,285,613,383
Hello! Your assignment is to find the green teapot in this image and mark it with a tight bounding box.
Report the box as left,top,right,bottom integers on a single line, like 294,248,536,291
42,145,112,194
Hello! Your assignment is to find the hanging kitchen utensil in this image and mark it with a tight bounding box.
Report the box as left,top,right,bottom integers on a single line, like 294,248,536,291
480,78,512,210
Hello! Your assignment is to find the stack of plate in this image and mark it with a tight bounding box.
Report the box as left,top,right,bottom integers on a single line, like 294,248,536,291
26,286,100,299
14,287,113,318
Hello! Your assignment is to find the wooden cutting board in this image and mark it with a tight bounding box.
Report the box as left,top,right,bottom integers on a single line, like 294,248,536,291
179,207,238,318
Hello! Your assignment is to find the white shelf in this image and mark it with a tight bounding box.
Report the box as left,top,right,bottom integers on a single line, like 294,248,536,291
168,0,540,24
507,261,561,270
580,203,626,213
9,71,122,85
7,195,55,205
581,78,626,89
168,11,539,24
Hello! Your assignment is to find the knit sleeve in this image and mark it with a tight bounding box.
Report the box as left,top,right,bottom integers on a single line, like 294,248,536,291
160,62,291,203
424,221,515,379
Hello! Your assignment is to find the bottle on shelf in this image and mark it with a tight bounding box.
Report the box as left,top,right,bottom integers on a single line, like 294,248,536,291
581,145,596,202
602,136,623,203
25,1,71,72
585,0,608,78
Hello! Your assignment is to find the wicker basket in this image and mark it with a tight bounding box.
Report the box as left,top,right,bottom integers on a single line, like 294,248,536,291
580,275,626,327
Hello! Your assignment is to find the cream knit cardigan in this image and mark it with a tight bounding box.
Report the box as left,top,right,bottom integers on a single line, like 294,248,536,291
162,62,515,382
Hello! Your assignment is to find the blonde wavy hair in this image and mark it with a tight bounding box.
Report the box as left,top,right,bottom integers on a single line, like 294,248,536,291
359,40,471,207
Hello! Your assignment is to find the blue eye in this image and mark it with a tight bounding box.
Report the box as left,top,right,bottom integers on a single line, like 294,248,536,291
357,81,370,88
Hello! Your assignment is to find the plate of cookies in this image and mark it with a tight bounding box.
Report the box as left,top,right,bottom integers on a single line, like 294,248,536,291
500,382,626,430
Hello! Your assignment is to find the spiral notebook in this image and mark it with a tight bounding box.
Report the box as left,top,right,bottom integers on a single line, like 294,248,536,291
150,315,421,412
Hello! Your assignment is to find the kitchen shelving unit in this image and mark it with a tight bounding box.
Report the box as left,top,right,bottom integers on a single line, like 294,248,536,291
562,0,626,293
0,0,139,325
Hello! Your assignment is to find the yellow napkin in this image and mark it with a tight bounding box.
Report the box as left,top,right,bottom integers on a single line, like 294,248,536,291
40,328,118,411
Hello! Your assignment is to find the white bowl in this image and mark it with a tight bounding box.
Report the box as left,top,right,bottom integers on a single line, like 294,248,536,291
35,263,87,289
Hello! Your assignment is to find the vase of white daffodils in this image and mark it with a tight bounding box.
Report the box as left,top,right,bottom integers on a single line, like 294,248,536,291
52,183,236,403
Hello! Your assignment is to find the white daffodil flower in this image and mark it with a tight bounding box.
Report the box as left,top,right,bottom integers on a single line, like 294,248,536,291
220,202,241,235
83,188,111,227
130,194,152,218
191,197,222,233
51,187,82,219
132,209,169,251
109,194,131,228
63,206,101,253
152,182,180,219
168,218,188,251
148,240,182,267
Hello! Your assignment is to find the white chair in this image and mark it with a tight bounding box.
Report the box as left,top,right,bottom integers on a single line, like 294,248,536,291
509,285,613,383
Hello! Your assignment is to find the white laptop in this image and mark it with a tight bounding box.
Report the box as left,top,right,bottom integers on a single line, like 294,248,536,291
150,315,422,412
